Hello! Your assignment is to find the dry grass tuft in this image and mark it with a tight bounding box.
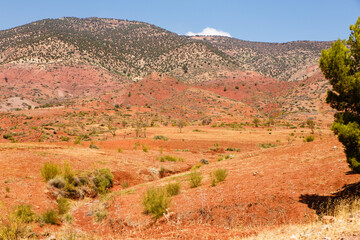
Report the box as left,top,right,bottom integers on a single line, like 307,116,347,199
240,197,360,240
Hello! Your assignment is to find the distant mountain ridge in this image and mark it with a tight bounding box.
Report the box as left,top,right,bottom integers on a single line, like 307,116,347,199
0,17,237,82
0,17,331,83
191,36,332,81
0,17,333,117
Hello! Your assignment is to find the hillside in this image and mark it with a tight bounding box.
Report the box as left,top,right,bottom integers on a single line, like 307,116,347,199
0,17,237,83
191,36,331,81
0,17,332,84
0,17,334,120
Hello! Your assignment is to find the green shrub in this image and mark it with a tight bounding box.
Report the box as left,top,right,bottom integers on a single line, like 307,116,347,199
210,143,220,151
153,135,168,141
0,219,31,239
226,147,241,152
89,144,99,149
48,176,66,189
142,144,149,152
40,162,61,182
159,155,184,162
166,182,181,196
191,163,202,170
63,161,75,185
213,168,228,182
133,142,140,150
63,213,73,223
42,209,59,225
189,171,203,188
159,166,166,178
61,136,70,142
95,210,107,222
304,135,315,142
57,197,70,215
259,143,277,149
210,176,217,187
11,204,35,223
142,187,171,220
74,136,81,144
117,147,123,153
217,155,232,162
3,133,13,140
92,169,114,194
121,181,129,189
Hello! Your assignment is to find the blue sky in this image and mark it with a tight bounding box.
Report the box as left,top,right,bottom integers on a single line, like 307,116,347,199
1,0,359,42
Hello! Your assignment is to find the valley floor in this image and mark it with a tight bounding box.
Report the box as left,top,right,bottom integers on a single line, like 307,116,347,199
0,126,359,239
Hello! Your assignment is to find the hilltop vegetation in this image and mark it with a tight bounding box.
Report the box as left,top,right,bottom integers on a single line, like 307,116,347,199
0,17,331,84
0,17,333,117
0,17,237,82
192,36,331,81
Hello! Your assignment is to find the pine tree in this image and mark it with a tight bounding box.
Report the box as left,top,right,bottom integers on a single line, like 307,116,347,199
319,17,360,172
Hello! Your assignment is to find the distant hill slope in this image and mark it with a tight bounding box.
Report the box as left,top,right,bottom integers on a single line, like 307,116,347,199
191,36,332,81
0,17,332,84
0,17,334,117
0,17,237,82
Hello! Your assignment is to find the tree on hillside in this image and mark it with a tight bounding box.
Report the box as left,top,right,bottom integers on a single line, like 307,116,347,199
177,119,185,133
306,119,315,134
253,117,260,127
319,17,360,172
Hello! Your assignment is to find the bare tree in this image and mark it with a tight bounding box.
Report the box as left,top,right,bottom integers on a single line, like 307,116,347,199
306,119,315,134
177,120,185,133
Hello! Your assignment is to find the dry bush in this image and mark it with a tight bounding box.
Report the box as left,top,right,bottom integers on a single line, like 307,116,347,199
142,187,171,220
189,170,203,188
40,162,61,182
243,197,360,240
166,182,181,196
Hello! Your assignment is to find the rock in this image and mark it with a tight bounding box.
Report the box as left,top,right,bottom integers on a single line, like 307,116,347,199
45,235,56,240
86,211,94,216
289,235,298,240
89,144,99,149
200,159,209,165
149,168,159,175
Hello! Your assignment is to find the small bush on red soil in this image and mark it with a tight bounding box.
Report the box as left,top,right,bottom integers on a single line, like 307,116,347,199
57,197,70,215
142,144,149,152
153,135,168,141
0,207,34,239
42,161,113,199
92,168,114,194
159,166,166,178
159,155,184,162
166,182,181,196
11,204,36,223
304,135,315,142
95,210,107,222
49,176,66,189
41,209,59,225
142,187,171,220
41,162,61,182
213,168,228,183
189,170,203,188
